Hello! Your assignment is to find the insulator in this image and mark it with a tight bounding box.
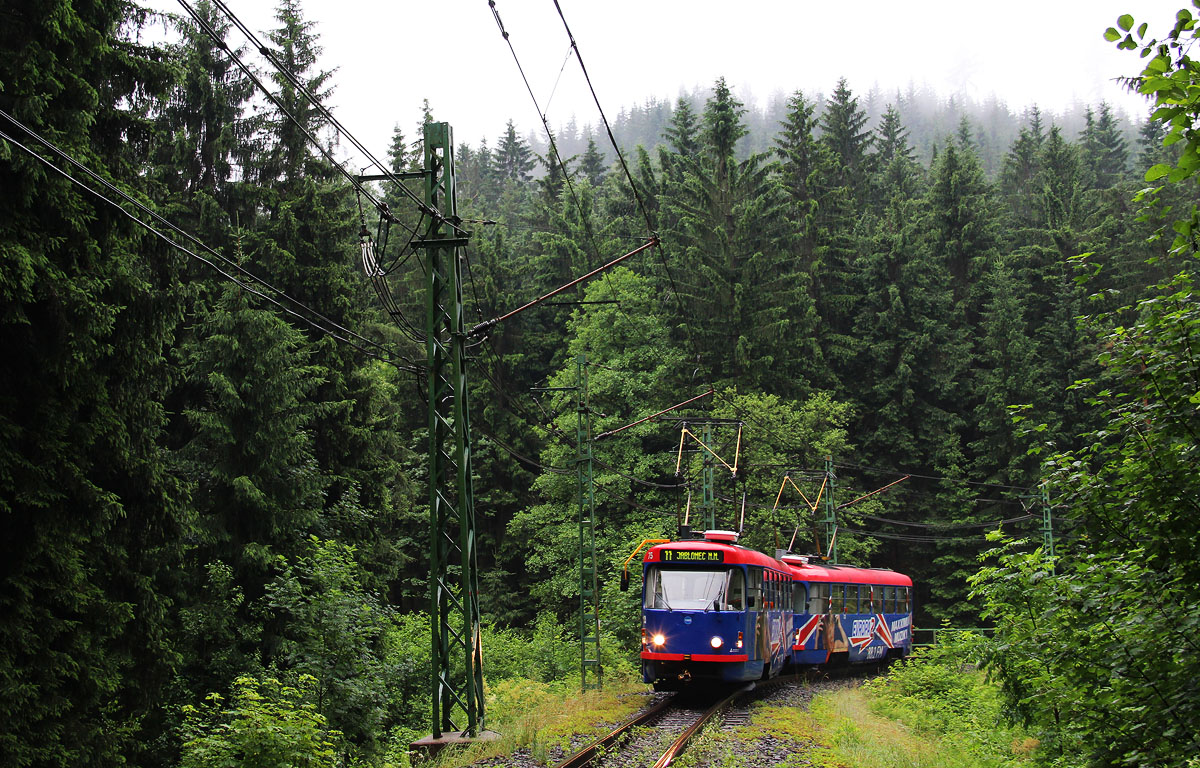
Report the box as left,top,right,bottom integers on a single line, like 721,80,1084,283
360,236,383,278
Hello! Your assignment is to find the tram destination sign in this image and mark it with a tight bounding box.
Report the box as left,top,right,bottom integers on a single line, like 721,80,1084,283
661,549,724,563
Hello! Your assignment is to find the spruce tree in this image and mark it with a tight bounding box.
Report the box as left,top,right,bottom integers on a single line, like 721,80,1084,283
579,136,608,186
256,0,333,191
0,2,188,763
248,0,412,591
772,89,837,390
819,77,873,203
663,96,701,159
495,119,535,184
926,138,998,314
969,259,1040,486
1079,102,1129,189
869,104,921,206
663,77,798,392
998,125,1044,232
180,276,323,598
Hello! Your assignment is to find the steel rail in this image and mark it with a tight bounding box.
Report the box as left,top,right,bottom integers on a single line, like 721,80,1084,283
553,695,677,768
652,683,753,768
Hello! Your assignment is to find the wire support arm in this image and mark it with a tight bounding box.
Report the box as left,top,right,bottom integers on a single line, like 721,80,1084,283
468,236,657,337
835,475,910,510
673,424,741,477
594,389,713,440
772,473,826,514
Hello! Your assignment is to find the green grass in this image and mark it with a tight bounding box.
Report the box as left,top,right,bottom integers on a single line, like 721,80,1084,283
677,662,1036,768
405,676,651,768
810,684,1033,768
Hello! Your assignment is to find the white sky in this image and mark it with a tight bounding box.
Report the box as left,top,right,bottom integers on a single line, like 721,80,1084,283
150,0,1180,163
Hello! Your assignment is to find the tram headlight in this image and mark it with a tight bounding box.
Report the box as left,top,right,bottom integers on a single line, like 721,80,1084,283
710,635,724,649
651,633,666,647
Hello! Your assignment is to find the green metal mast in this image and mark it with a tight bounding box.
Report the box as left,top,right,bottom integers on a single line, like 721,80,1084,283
575,354,602,691
701,422,716,531
823,456,838,562
423,122,484,739
1040,484,1055,572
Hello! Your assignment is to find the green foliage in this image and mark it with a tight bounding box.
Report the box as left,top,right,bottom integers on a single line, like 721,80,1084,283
180,675,342,768
0,0,1180,759
963,10,1200,767
708,389,864,557
0,3,188,765
971,274,1200,764
859,635,1034,767
664,78,800,391
1108,4,1200,253
481,613,580,684
266,537,398,761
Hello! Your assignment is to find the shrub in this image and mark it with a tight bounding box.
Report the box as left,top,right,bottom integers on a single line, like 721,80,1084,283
180,675,341,768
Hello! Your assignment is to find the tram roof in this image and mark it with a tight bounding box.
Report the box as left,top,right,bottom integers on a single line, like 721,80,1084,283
781,556,913,586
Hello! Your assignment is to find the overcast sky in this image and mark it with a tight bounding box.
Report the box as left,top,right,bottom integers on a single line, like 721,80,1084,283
151,0,1180,164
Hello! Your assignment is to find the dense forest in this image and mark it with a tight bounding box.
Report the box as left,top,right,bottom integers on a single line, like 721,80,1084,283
2,0,1198,766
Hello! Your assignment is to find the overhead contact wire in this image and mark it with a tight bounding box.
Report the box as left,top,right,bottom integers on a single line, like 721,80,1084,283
205,0,468,238
0,122,417,373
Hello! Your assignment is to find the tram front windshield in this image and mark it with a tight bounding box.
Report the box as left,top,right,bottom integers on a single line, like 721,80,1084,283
645,566,745,611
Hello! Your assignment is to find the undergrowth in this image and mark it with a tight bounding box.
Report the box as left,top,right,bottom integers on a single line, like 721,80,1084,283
406,675,649,768
681,633,1036,768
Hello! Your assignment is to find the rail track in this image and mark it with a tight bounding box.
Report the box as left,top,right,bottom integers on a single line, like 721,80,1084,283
553,664,878,768
553,683,751,768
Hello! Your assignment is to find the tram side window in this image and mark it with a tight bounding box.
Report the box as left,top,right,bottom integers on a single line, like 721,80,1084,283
747,567,763,609
793,583,807,612
883,586,895,613
723,568,745,611
901,586,911,613
870,586,882,612
830,584,844,614
808,583,827,614
845,584,859,614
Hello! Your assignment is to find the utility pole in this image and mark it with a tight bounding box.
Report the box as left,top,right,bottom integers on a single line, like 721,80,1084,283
823,456,838,562
1040,484,1055,572
701,422,716,531
421,122,485,742
575,354,602,691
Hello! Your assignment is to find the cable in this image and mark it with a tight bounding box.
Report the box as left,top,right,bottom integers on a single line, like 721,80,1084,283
833,461,1036,492
549,0,651,235
837,527,1004,544
855,513,1036,529
593,458,687,490
0,121,418,374
594,478,678,517
486,0,635,333
545,0,715,387
203,0,469,238
476,422,572,475
0,108,404,364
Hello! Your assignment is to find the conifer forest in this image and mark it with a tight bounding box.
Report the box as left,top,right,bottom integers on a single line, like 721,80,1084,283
2,1,1199,766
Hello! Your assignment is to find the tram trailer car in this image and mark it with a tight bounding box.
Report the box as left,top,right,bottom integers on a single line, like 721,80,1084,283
781,555,913,666
640,532,793,689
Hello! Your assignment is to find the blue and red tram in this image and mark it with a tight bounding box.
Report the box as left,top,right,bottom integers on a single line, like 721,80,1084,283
637,532,914,688
639,531,792,688
781,555,913,666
